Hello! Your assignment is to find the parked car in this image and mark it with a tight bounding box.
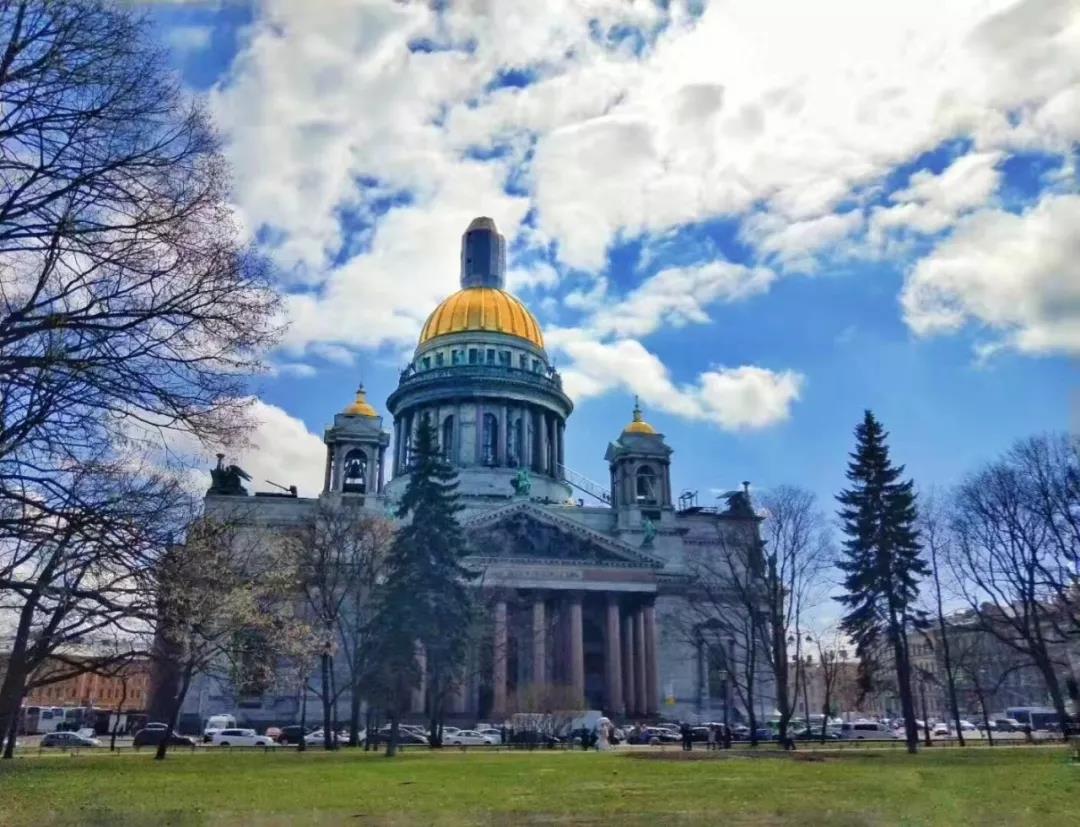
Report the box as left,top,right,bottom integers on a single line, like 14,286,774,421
988,718,1022,732
932,723,950,737
395,730,430,746
445,729,497,746
475,727,502,744
276,725,312,745
210,728,276,747
133,728,198,749
840,721,897,740
143,722,169,731
41,731,99,748
304,729,345,747
203,714,238,742
792,727,840,740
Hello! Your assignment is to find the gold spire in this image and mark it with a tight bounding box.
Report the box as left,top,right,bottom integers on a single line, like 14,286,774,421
344,384,377,417
624,395,656,434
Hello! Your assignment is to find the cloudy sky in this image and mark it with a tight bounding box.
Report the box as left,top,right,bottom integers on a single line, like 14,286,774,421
152,0,1078,509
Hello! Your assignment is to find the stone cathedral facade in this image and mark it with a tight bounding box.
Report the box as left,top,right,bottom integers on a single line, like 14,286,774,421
189,218,771,730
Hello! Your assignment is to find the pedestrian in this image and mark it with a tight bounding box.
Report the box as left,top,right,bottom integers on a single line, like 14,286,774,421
680,721,692,751
707,725,716,751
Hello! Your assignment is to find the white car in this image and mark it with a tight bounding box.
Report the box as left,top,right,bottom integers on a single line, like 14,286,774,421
932,723,950,737
304,729,345,746
446,729,497,746
476,727,502,744
211,728,276,747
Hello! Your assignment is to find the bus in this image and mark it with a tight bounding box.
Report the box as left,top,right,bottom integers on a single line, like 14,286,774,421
1005,706,1060,731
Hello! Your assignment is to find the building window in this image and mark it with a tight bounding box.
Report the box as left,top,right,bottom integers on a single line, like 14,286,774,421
499,350,511,366
435,352,444,367
342,449,367,494
422,356,431,370
452,350,463,365
532,359,541,372
519,354,527,370
507,417,523,467
482,413,498,465
441,415,454,463
636,465,658,504
486,348,496,364
468,348,479,364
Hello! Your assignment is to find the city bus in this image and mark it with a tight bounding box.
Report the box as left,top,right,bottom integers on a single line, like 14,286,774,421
1005,706,1060,731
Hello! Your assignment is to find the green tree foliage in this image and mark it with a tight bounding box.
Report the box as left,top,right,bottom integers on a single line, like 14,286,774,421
371,420,474,755
835,410,928,754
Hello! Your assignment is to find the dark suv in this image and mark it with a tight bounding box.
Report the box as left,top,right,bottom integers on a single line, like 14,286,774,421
276,725,311,745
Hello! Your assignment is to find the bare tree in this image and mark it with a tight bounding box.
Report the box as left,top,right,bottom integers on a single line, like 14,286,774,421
679,501,768,745
920,493,966,745
810,629,848,742
757,486,831,746
950,435,1077,742
148,514,295,760
0,463,185,757
283,501,394,750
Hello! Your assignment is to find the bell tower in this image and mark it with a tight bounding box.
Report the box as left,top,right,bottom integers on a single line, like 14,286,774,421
605,398,673,530
322,384,391,501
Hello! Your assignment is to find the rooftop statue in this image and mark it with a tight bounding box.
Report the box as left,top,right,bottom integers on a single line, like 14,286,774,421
208,453,252,496
642,517,657,548
511,468,532,497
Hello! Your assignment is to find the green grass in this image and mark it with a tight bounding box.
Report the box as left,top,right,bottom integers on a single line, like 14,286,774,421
0,746,1076,826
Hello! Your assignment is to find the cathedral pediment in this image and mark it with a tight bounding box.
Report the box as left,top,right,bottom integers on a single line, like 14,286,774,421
463,502,662,568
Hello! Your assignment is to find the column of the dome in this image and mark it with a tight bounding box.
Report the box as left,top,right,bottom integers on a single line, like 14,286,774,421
498,402,508,468
538,409,549,475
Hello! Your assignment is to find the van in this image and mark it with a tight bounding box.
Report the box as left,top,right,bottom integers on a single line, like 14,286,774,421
203,714,237,742
840,721,897,740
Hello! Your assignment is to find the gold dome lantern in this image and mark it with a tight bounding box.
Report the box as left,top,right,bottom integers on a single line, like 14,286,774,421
344,385,378,417
623,397,657,435
418,287,545,349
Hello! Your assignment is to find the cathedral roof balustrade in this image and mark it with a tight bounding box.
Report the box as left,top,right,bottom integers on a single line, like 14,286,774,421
391,362,570,405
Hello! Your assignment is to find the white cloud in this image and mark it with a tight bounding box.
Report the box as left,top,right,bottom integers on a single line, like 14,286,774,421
869,151,1003,242
743,211,864,270
901,193,1080,355
232,399,328,497
273,362,318,378
588,260,775,338
550,336,803,430
167,25,213,55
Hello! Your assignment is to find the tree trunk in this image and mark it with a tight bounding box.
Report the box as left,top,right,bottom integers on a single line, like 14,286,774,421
349,686,362,748
1034,655,1072,744
889,612,919,754
976,686,993,747
110,680,129,752
919,683,932,747
0,669,27,760
3,708,19,760
298,680,308,752
385,713,399,758
321,650,334,750
363,708,373,752
931,542,965,747
155,666,193,761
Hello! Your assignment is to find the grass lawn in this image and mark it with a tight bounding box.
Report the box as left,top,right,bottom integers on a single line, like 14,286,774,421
0,745,1076,826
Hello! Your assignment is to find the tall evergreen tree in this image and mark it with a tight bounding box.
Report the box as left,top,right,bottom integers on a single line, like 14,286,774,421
835,411,928,754
371,419,474,755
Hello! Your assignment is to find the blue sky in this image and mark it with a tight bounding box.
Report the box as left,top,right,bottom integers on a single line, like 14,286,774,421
150,1,1078,512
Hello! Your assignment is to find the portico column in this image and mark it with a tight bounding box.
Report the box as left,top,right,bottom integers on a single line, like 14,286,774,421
532,594,547,688
323,450,332,494
634,607,647,716
622,613,637,716
493,598,508,718
644,602,659,714
557,422,565,477
498,404,508,466
568,593,585,703
605,594,624,717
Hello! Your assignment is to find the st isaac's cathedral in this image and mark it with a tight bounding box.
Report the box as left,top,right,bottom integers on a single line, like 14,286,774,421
193,218,769,729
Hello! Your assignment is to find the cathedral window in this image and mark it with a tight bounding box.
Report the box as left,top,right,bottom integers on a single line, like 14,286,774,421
482,413,498,465
422,356,431,370
636,465,658,504
342,449,368,494
499,350,511,366
519,354,527,370
452,349,463,365
435,351,444,367
532,359,541,372
486,348,495,364
441,415,455,462
468,348,479,364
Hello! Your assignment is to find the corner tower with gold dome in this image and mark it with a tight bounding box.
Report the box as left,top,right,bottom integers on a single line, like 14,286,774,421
385,217,574,503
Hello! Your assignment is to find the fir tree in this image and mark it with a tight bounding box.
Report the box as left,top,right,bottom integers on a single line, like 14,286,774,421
371,419,474,755
835,410,928,754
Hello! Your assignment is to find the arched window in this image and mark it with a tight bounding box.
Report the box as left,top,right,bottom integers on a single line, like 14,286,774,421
342,449,367,494
636,465,657,504
441,415,455,462
482,412,498,466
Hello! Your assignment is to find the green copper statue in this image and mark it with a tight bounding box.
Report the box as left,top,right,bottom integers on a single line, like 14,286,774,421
642,516,656,548
511,468,532,497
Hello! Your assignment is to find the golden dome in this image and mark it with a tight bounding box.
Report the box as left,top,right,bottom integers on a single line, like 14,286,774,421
344,385,378,417
624,397,656,435
418,287,544,349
